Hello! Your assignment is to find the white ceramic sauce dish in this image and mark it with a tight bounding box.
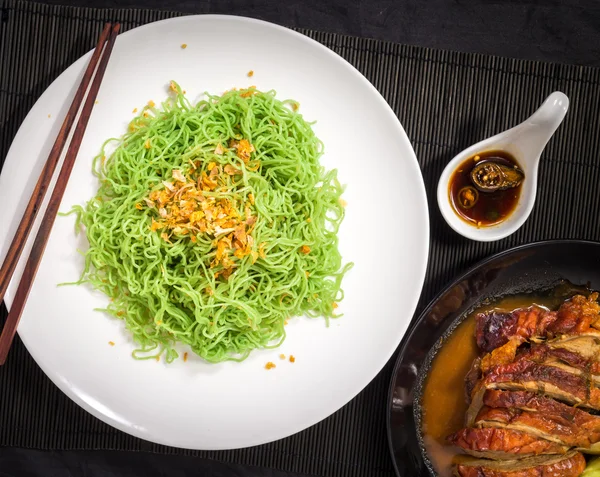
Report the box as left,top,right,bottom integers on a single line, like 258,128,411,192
437,91,569,242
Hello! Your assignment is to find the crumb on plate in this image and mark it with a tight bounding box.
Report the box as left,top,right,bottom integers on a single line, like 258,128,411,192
279,354,286,360
265,361,276,370
183,352,188,362
181,43,187,49
108,341,115,346
289,355,296,363
247,70,254,77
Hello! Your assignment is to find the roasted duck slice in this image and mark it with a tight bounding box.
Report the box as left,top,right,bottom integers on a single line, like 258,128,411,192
482,334,600,374
484,389,593,412
545,334,600,362
482,357,600,411
474,404,600,450
476,306,555,353
453,451,586,477
547,293,600,335
476,293,600,353
448,427,570,459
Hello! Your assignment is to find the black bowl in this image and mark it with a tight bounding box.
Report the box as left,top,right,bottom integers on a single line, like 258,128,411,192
386,240,600,477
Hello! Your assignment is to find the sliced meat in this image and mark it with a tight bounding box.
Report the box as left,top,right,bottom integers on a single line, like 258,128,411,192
482,356,600,411
465,357,482,400
484,389,585,412
546,334,600,358
476,306,555,353
474,403,600,448
547,292,600,335
454,451,586,477
514,343,600,380
482,340,521,373
448,427,570,459
476,293,600,353
466,384,487,427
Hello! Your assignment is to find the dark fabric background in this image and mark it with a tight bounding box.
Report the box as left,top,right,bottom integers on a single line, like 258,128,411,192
35,0,600,68
3,1,600,477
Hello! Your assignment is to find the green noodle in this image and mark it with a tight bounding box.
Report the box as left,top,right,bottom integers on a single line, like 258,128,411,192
69,82,352,363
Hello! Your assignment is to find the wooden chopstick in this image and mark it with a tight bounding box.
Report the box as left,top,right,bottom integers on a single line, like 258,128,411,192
0,22,121,365
0,23,112,305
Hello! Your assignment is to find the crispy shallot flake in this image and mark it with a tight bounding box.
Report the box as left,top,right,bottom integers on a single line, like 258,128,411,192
240,86,257,98
224,164,240,175
172,169,186,182
162,181,175,191
230,139,255,163
265,362,276,370
300,245,311,254
289,355,296,363
146,160,259,279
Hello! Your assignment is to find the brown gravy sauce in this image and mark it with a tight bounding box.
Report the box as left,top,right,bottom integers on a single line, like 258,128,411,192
448,151,523,227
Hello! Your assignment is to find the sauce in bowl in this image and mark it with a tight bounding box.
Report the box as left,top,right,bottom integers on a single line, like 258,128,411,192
449,151,523,227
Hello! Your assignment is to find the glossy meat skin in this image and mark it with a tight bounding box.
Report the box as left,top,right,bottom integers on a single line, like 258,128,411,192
448,427,570,459
475,306,555,353
482,357,600,410
474,403,600,448
476,294,600,353
447,295,600,475
454,451,586,477
517,342,600,375
547,293,600,335
484,389,592,413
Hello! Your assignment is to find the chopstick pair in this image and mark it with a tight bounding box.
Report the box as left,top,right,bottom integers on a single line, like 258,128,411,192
0,22,121,365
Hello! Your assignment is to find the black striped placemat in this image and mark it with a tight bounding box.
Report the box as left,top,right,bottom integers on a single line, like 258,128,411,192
1,1,600,477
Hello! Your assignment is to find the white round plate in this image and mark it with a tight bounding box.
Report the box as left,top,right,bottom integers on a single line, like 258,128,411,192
0,15,429,449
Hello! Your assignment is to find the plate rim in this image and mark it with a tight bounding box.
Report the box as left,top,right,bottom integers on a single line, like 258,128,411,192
4,14,430,449
385,238,600,476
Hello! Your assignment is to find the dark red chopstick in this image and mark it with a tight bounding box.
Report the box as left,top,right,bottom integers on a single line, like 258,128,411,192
0,22,121,365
